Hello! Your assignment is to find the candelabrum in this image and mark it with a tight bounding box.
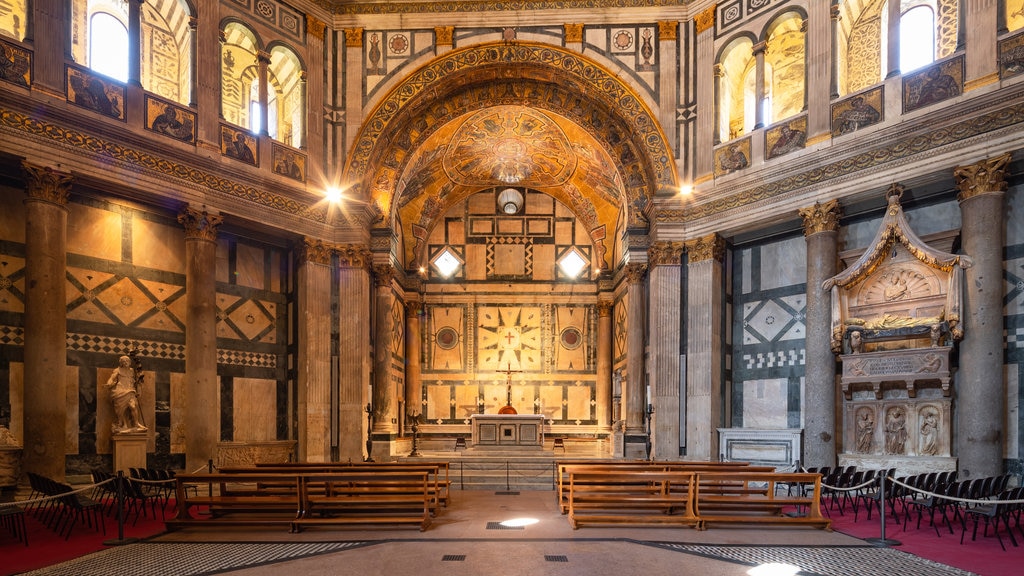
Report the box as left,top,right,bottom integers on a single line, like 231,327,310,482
364,403,374,462
408,412,421,457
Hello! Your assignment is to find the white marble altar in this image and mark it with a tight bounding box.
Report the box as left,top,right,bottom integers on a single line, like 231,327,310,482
470,414,544,448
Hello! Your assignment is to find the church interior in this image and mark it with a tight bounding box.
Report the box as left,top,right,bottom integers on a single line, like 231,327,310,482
0,0,1023,520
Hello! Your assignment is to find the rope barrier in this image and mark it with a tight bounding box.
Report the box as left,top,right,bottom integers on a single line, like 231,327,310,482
0,476,116,510
887,476,1024,506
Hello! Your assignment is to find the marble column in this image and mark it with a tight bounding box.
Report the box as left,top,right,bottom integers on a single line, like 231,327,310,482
305,16,327,155
178,206,222,473
405,300,423,424
22,163,72,481
296,238,333,462
197,20,223,152
954,153,1011,480
372,264,396,437
188,17,198,108
336,245,372,461
685,234,725,460
694,5,717,179
752,42,767,129
29,0,69,94
798,200,841,469
829,2,840,99
624,263,648,458
256,50,271,136
128,0,143,86
596,300,614,432
648,242,684,461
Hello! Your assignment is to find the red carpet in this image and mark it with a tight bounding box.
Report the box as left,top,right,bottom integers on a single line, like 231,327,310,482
824,499,1024,576
0,501,169,575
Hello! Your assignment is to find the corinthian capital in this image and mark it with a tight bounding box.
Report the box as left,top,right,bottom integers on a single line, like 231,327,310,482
955,153,1012,202
685,233,725,263
299,237,332,265
798,199,842,236
22,162,72,205
648,241,684,266
373,264,395,287
177,206,223,242
624,263,647,284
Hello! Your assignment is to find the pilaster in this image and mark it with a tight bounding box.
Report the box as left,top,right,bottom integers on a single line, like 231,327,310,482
336,244,372,461
624,263,648,454
296,238,333,462
372,264,396,436
596,300,614,432
695,5,717,178
345,29,365,151
684,233,725,460
648,241,684,460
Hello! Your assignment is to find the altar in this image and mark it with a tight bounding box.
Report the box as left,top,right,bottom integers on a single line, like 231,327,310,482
470,414,544,449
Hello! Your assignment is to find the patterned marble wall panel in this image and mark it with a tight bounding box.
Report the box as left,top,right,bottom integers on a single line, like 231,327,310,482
566,384,592,422
65,366,79,454
741,377,789,428
454,383,479,421
235,242,265,290
170,371,185,454
132,216,185,275
6,363,21,445
1008,183,1024,473
233,378,276,442
68,203,122,261
757,236,806,291
428,305,464,371
365,29,435,100
555,305,588,372
0,255,25,314
540,384,563,420
582,26,658,102
0,185,25,243
426,383,450,422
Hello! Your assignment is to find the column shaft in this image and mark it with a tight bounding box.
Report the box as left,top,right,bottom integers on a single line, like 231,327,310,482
955,153,1010,479
22,163,71,481
336,246,372,461
624,264,648,458
886,0,900,78
596,301,613,431
685,234,725,460
694,6,717,178
296,239,333,462
649,242,683,460
799,201,841,469
405,301,423,423
372,265,396,436
178,207,222,473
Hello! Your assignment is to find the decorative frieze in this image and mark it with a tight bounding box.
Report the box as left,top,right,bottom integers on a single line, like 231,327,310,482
685,233,725,263
22,162,72,205
694,5,716,34
797,199,841,236
177,206,223,242
954,152,1012,201
336,243,372,268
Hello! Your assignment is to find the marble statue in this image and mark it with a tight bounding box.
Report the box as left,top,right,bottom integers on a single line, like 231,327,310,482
106,355,147,433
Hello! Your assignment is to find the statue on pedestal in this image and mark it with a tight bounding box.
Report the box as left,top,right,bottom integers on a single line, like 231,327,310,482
107,353,147,433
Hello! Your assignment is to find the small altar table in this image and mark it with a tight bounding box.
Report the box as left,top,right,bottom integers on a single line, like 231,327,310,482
470,414,544,448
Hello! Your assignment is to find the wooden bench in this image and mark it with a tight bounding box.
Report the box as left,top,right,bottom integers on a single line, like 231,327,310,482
567,470,699,529
556,461,771,514
693,471,831,530
166,470,434,532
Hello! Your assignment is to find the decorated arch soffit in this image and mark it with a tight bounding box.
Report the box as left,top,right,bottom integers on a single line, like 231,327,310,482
342,41,677,270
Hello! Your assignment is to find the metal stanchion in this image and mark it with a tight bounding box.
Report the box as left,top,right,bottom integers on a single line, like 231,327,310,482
865,473,901,547
103,471,138,546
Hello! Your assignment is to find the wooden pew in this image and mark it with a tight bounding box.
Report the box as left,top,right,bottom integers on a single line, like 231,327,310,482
166,470,434,532
566,470,699,529
693,471,831,530
556,461,770,514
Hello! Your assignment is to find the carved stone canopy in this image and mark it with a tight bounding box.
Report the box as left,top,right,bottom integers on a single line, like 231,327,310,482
822,185,972,354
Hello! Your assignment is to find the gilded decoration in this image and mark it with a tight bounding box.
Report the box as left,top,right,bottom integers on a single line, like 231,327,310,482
713,137,750,176
597,300,613,317
903,57,964,114
657,21,678,42
306,15,326,41
0,39,31,87
694,4,716,34
954,153,1012,201
831,87,883,137
145,95,196,144
648,241,684,266
348,41,674,228
177,206,224,242
326,0,694,15
336,244,372,268
221,124,258,166
822,186,971,355
345,28,363,47
299,238,332,265
998,31,1024,79
685,233,725,263
373,263,395,287
624,263,647,284
564,23,584,44
22,162,72,205
435,26,454,46
765,116,806,160
798,199,841,236
654,97,1024,224
66,66,126,121
271,143,306,182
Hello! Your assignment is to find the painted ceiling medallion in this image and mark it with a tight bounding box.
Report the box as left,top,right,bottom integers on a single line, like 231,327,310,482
443,106,577,188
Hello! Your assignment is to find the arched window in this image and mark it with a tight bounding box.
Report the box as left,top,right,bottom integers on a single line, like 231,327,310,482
89,12,129,82
764,12,805,123
900,5,935,73
717,38,754,142
269,45,304,147
0,0,28,41
221,22,260,131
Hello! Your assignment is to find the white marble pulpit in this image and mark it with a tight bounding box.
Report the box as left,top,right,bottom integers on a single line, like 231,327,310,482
470,414,544,448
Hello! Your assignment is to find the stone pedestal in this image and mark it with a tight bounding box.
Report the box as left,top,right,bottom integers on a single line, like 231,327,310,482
112,432,148,473
0,446,23,488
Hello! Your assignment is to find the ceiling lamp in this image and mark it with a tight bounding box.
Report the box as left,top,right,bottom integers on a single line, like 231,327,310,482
497,188,524,215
